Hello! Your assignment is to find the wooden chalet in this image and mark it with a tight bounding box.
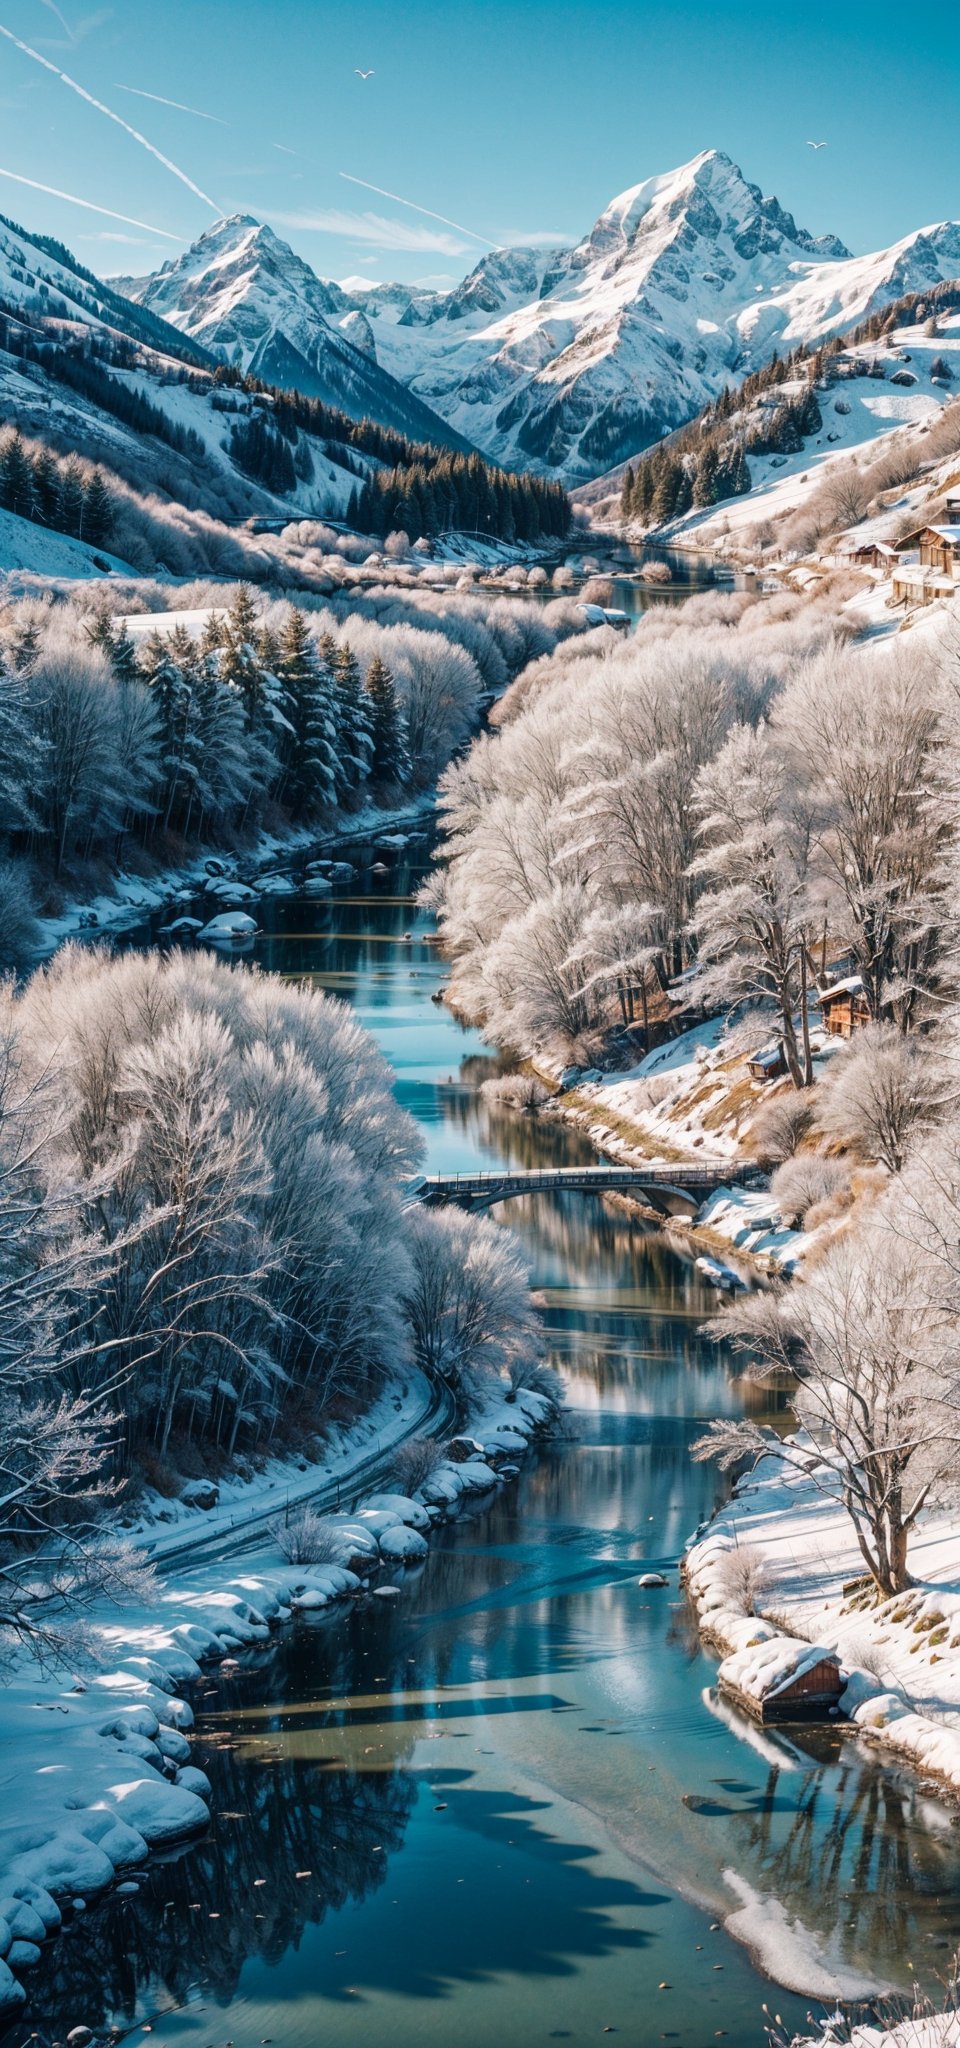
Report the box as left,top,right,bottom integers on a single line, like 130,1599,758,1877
746,1044,787,1082
844,539,899,571
718,1646,846,1725
892,526,960,607
816,974,870,1038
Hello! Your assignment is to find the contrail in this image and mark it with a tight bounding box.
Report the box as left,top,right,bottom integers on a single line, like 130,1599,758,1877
114,83,228,126
0,166,183,239
36,0,74,41
0,24,219,209
339,172,494,249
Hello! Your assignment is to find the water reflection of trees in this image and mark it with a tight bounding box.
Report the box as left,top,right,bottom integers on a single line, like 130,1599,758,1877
6,1595,672,2045
721,1726,960,1982
7,1664,419,2042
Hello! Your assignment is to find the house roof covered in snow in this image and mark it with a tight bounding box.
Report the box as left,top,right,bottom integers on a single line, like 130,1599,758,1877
815,973,864,1005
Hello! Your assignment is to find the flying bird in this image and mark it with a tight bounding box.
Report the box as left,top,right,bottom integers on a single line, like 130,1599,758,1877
806,139,828,150
354,68,375,79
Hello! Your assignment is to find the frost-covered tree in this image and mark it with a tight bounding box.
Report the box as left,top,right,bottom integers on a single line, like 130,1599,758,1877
813,1024,943,1173
693,1207,960,1596
29,643,132,873
404,1205,542,1402
690,721,814,1086
0,991,151,1659
775,646,950,1028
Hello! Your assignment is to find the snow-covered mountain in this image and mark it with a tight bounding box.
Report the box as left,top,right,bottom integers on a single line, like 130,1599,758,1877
116,216,472,450
0,211,456,539
118,152,960,483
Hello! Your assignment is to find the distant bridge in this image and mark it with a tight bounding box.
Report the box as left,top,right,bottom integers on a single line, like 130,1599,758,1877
405,1163,758,1215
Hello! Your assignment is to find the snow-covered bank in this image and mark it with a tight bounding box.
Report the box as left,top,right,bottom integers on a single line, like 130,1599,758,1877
792,2016,960,2047
33,795,436,961
527,1030,810,1274
0,1384,556,2014
685,1454,960,1808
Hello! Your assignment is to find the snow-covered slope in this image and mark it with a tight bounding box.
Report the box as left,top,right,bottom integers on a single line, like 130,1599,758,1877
373,151,958,482
121,155,960,483
618,312,960,554
0,209,213,365
117,216,472,449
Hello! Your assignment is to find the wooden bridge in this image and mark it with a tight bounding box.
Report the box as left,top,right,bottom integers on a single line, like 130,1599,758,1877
405,1162,758,1215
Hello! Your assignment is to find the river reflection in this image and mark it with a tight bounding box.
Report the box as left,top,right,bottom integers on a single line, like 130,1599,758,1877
7,842,960,2048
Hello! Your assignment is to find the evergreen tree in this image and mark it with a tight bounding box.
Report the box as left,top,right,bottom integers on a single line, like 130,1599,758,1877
30,448,60,527
83,469,113,548
277,607,339,815
693,445,720,509
193,649,253,828
331,642,372,792
221,586,266,730
365,654,407,788
58,457,85,538
141,631,195,832
86,607,138,682
0,432,35,520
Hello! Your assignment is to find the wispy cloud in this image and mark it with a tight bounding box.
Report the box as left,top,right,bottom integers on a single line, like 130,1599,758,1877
270,206,472,256
36,0,74,41
494,227,571,248
78,228,157,243
0,24,219,209
272,142,300,158
34,2,110,47
339,172,493,249
0,165,183,238
113,82,227,125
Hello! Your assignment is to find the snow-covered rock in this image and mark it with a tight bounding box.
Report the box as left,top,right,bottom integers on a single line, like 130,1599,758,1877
198,912,259,940
363,1492,432,1532
377,1524,429,1563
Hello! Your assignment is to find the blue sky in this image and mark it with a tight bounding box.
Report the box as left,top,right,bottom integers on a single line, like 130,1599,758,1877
0,0,956,287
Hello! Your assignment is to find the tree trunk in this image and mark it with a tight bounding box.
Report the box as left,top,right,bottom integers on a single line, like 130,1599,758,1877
798,945,814,1088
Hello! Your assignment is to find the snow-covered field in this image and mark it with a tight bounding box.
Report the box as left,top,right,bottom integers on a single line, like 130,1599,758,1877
0,506,138,584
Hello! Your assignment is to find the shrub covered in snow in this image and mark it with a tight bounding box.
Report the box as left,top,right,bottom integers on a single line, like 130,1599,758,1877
770,1153,850,1226
270,1509,344,1565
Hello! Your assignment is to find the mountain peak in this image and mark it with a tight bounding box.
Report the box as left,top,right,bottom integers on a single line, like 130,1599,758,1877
587,149,849,263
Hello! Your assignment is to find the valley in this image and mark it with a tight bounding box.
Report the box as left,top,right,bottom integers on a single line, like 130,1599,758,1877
0,73,959,2048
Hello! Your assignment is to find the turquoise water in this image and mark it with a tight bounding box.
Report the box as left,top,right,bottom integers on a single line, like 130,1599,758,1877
7,840,960,2048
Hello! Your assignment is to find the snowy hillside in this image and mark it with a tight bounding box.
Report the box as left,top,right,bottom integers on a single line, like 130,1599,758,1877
616,311,960,555
118,153,960,484
0,209,213,366
117,216,473,449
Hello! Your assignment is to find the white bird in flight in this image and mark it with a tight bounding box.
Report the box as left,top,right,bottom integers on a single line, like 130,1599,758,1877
806,139,827,150
354,68,375,79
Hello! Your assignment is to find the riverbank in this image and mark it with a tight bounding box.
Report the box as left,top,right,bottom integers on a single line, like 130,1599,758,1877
525,1031,812,1275
0,1380,558,2014
32,794,437,962
685,1454,960,1811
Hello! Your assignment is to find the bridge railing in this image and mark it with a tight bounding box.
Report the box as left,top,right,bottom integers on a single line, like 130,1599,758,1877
412,1162,743,1195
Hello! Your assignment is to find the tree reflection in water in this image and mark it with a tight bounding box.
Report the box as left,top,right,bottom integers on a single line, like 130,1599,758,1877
2,1602,674,2048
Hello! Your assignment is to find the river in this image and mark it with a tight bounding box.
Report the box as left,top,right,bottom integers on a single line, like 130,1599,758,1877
6,836,960,2048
